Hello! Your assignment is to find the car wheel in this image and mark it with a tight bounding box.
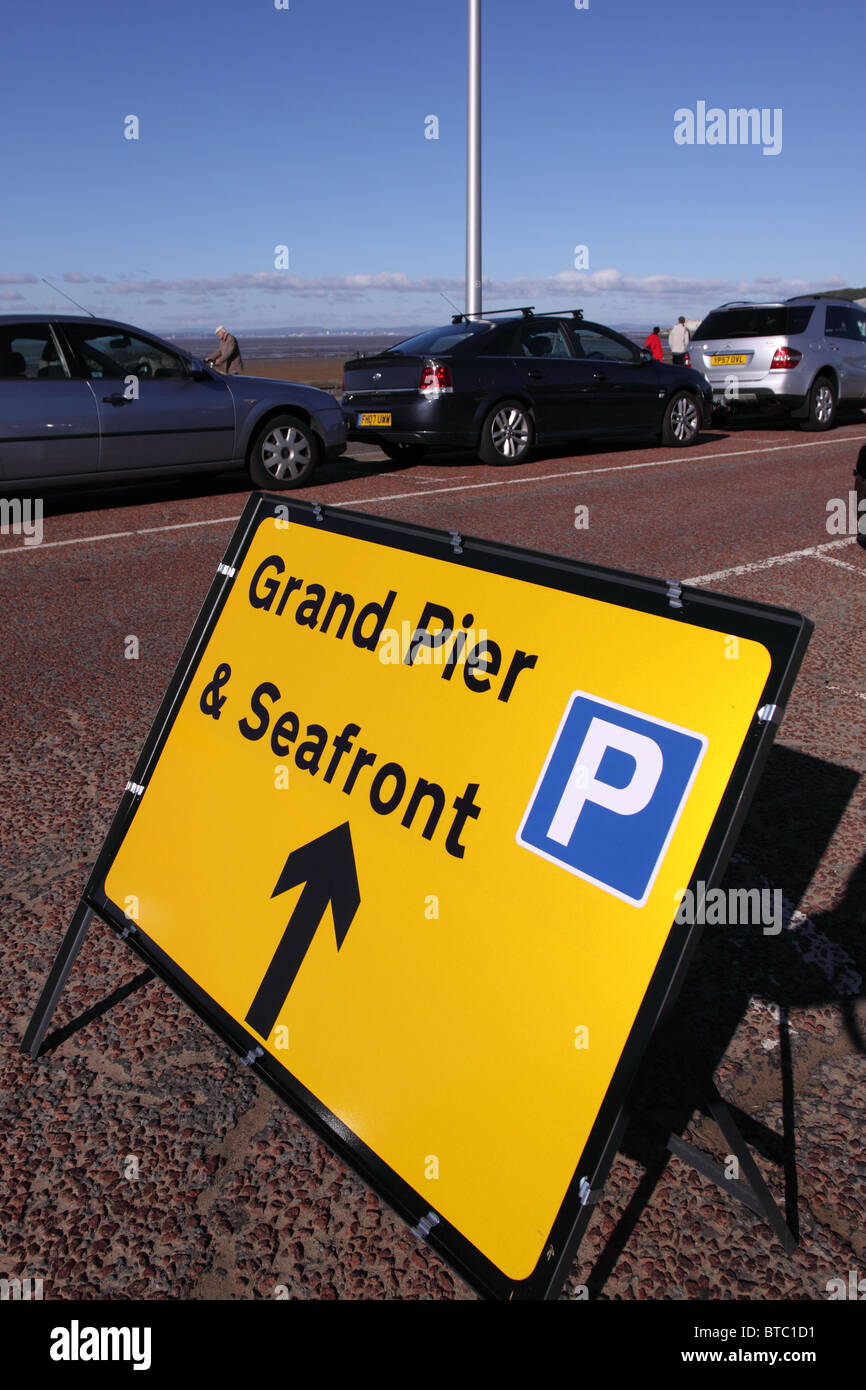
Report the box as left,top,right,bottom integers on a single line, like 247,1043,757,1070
248,414,320,489
478,400,534,465
379,441,428,463
800,375,837,432
661,390,701,446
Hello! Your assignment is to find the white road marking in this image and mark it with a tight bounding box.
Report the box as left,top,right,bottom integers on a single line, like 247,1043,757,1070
684,536,860,584
1,431,864,557
825,683,866,701
403,474,472,483
333,433,866,512
811,550,866,575
0,515,244,555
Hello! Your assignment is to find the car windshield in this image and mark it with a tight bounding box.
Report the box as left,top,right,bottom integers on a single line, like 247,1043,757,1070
696,306,814,339
382,323,495,356
65,325,189,379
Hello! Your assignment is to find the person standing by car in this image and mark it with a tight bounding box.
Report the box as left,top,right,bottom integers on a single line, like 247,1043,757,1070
205,325,244,375
644,326,663,361
668,316,690,365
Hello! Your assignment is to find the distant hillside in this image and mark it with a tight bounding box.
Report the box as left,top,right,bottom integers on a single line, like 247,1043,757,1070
808,287,866,301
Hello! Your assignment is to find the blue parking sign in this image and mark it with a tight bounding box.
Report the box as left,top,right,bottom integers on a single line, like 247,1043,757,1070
517,692,708,906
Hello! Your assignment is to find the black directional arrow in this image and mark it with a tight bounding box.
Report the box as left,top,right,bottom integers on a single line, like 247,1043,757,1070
245,822,361,1041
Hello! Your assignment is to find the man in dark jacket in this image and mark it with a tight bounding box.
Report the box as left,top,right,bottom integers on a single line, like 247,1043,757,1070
644,326,663,361
205,326,244,375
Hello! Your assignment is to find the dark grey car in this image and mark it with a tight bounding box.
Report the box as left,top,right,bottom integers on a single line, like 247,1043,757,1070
343,309,714,464
0,315,346,489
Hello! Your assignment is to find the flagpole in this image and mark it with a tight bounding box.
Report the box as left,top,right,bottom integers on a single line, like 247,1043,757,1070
466,0,482,316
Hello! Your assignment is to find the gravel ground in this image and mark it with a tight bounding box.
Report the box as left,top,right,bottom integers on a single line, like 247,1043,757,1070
1,414,864,1314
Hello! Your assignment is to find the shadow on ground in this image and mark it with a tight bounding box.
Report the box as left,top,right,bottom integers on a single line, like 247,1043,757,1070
585,743,863,1296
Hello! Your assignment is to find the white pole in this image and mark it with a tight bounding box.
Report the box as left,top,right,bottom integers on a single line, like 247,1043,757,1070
466,0,482,316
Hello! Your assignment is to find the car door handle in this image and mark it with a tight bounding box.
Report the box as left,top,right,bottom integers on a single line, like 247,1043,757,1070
102,393,131,404
592,370,607,381
527,370,545,379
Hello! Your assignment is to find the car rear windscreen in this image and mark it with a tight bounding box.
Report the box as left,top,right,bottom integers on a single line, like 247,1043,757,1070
696,306,814,339
384,323,495,356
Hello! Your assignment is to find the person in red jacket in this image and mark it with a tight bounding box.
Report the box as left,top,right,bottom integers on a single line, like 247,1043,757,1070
644,326,663,361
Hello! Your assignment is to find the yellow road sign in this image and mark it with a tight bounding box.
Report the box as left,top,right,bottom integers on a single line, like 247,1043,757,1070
85,497,809,1297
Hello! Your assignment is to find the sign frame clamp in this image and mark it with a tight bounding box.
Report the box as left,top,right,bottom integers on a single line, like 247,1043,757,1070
22,494,812,1300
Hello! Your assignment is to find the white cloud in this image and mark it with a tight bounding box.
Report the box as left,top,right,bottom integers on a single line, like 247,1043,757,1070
2,267,851,329
64,271,108,284
52,267,845,305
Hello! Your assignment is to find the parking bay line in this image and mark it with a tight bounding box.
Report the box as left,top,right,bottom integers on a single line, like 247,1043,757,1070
0,514,246,556
684,535,861,584
810,550,866,576
826,683,866,701
1,433,864,558
334,433,866,513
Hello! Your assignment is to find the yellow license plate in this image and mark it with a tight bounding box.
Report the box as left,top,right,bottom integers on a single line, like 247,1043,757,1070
359,413,392,427
711,354,747,366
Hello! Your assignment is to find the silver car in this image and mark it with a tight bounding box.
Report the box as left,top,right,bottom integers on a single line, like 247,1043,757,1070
689,297,866,430
0,314,346,490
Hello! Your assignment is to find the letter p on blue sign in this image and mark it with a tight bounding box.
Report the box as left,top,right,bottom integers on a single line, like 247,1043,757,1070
517,692,707,906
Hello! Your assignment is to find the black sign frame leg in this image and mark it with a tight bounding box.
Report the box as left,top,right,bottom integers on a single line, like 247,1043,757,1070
629,1077,797,1258
21,897,95,1058
702,1080,796,1252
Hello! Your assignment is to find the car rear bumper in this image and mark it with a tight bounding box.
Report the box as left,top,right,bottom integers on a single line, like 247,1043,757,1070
342,394,476,450
712,387,807,411
347,427,475,452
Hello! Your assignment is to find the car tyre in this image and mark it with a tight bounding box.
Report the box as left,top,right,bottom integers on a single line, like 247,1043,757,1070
379,441,428,463
660,390,701,446
800,375,837,432
248,414,320,489
478,400,534,465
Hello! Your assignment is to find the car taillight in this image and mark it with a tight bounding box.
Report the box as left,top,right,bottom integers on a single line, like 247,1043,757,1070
684,351,691,368
419,360,453,393
770,347,802,370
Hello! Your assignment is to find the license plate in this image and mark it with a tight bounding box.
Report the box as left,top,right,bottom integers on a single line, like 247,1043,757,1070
359,412,391,427
710,354,747,366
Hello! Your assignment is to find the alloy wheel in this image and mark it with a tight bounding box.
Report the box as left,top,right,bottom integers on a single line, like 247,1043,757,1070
670,395,698,442
814,384,834,426
260,424,312,480
490,407,531,459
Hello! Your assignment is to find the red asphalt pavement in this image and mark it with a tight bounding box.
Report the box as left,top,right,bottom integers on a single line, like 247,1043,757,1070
1,416,864,1301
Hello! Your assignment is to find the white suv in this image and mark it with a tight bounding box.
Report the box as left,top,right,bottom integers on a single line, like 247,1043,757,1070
689,297,866,430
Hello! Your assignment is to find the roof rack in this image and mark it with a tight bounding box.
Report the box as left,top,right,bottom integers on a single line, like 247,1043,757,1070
450,305,586,324
451,305,535,323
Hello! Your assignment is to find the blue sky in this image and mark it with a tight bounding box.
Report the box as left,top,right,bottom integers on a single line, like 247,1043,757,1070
2,0,864,334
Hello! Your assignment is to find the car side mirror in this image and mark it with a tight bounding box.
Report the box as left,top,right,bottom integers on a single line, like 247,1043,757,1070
640,348,653,364
187,357,211,380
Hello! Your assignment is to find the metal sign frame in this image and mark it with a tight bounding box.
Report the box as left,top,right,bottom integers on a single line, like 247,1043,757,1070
23,494,812,1300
